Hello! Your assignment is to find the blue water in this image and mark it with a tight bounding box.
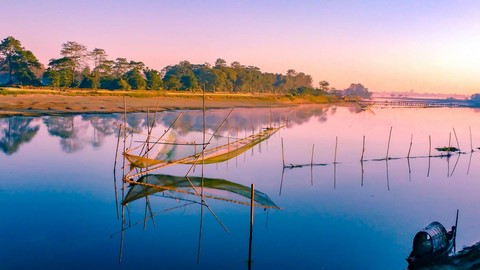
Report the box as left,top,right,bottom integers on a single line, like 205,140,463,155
1,105,479,269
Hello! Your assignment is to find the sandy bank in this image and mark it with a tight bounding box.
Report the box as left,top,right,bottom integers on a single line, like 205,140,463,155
0,91,330,117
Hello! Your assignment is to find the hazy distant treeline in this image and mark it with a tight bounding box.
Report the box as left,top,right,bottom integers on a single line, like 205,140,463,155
0,36,373,97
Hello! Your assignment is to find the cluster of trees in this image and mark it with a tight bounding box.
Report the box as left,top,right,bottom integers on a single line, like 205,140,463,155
43,41,163,90
1,36,372,98
162,59,316,94
339,83,373,98
0,36,319,93
0,36,42,85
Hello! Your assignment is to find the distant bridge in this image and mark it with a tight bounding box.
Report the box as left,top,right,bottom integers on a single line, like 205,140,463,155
360,98,478,108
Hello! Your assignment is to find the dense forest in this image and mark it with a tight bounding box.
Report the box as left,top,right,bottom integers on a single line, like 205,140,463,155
0,36,372,98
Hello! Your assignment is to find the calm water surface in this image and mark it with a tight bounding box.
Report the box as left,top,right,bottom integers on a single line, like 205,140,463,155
1,105,479,270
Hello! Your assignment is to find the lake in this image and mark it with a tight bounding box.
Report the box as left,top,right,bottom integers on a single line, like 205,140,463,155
1,104,479,270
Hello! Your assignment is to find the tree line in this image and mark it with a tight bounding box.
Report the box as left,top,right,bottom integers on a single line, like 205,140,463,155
0,36,372,97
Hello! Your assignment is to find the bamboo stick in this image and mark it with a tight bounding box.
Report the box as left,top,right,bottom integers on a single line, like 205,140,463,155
361,135,365,161
334,136,338,164
469,126,473,152
311,144,315,166
386,126,392,160
429,135,432,157
448,132,452,156
281,138,285,167
407,134,413,158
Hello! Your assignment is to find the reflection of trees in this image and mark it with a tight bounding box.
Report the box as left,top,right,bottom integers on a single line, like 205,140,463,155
82,114,121,148
0,117,40,155
126,113,161,132
150,105,335,137
43,116,89,153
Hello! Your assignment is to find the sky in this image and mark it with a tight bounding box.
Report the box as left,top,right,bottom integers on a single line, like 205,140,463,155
2,0,480,95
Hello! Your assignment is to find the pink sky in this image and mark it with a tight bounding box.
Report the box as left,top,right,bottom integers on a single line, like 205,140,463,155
2,0,480,95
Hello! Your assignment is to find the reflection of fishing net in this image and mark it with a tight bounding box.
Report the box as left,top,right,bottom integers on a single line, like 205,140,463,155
122,174,280,209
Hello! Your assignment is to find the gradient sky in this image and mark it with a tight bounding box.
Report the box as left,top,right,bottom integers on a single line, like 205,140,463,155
2,0,480,94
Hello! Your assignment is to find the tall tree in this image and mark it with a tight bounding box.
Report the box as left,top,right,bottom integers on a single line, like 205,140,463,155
60,41,88,86
0,36,41,85
88,48,108,88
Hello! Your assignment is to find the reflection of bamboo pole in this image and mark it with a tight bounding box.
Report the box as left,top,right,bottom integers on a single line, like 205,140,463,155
407,134,413,158
386,160,390,191
197,204,204,264
450,153,461,177
386,126,392,159
427,156,431,178
407,156,412,182
279,168,285,196
360,159,364,186
467,152,473,175
113,124,122,219
248,184,255,270
453,128,460,150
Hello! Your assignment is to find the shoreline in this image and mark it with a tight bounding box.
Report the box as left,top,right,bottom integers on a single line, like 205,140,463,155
0,88,338,117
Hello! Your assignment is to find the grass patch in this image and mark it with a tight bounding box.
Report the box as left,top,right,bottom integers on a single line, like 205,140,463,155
0,87,338,105
435,146,459,152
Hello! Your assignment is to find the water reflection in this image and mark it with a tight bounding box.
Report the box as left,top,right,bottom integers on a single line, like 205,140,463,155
2,105,480,269
0,105,340,155
0,117,40,155
117,174,279,265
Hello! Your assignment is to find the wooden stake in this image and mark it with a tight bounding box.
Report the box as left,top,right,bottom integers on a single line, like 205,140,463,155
469,126,473,152
334,136,338,164
386,126,392,160
311,144,315,166
448,132,452,156
361,135,365,161
407,134,413,158
429,135,432,157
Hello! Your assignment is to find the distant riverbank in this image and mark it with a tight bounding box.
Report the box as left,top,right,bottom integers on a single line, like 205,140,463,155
0,87,338,117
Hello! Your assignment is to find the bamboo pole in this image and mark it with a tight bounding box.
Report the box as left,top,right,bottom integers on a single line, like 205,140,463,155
386,126,392,160
448,132,452,156
281,138,285,167
407,134,413,158
361,135,365,161
334,136,338,164
311,144,315,166
469,126,473,152
429,135,432,157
